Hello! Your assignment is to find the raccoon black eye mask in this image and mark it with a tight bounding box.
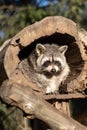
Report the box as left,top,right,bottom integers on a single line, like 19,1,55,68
42,60,61,67
54,61,62,69
42,60,62,76
42,60,51,67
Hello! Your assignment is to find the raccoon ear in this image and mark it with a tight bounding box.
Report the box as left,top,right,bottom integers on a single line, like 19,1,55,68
36,44,46,55
59,45,68,55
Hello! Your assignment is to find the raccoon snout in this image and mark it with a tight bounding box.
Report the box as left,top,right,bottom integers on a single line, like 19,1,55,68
51,68,56,74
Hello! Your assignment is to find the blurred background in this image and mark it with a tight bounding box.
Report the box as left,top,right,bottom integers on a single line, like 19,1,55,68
0,0,87,45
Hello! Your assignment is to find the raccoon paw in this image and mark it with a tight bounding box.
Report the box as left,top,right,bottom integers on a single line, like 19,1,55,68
46,87,57,94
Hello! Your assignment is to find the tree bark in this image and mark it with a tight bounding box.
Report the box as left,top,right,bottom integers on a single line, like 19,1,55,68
0,39,11,85
0,80,87,130
0,16,87,93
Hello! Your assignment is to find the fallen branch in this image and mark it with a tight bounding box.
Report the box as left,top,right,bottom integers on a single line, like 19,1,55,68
42,93,87,100
0,80,87,130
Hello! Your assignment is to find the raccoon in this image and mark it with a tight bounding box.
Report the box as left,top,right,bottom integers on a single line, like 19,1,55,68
21,43,70,94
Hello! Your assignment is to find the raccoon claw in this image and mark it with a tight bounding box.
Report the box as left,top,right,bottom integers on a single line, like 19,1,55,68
45,91,59,95
46,92,53,95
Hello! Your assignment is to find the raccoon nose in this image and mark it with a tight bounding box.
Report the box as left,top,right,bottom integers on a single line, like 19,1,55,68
51,68,56,74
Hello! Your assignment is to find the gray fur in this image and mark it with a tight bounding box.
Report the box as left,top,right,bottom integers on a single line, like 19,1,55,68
20,43,70,94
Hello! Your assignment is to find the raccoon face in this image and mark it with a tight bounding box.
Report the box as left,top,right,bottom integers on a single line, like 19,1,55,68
42,59,62,75
36,43,68,76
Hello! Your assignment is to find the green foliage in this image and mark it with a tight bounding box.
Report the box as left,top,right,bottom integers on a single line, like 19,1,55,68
0,102,24,130
14,6,49,27
62,0,83,22
47,0,85,22
0,5,50,45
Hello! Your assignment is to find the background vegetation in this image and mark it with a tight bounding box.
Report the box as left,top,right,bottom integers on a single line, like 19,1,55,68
0,0,87,129
0,0,87,45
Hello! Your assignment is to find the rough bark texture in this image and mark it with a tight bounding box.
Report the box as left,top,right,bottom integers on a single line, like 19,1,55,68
0,16,87,93
0,16,87,129
0,80,87,130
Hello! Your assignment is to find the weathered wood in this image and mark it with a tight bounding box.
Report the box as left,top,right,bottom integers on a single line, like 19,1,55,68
0,39,11,85
0,16,87,94
0,80,87,130
0,16,87,98
11,16,78,47
0,16,79,78
43,93,87,100
7,68,87,100
0,16,87,129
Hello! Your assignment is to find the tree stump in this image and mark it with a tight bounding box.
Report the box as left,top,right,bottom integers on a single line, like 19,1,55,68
0,16,87,130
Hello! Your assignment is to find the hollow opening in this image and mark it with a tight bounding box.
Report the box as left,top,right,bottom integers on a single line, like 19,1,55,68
18,32,84,86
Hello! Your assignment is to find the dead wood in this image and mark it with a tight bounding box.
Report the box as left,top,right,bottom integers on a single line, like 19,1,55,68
0,80,87,130
0,16,87,94
0,39,11,85
0,16,87,129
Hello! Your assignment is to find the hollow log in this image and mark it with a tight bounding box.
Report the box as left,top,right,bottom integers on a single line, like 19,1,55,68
0,80,87,130
0,16,87,93
0,16,87,129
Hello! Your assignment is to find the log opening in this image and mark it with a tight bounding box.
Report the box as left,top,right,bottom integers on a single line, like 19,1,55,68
0,16,87,96
18,32,84,93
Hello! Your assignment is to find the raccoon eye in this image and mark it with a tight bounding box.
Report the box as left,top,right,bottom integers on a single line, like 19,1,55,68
42,61,50,67
55,61,61,67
